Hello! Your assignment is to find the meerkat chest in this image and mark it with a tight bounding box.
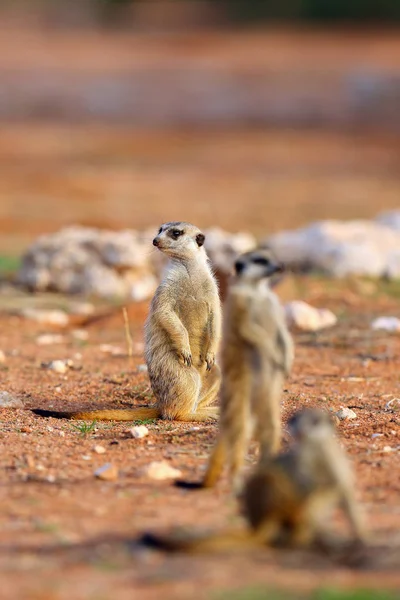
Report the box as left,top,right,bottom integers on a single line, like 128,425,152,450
176,277,216,323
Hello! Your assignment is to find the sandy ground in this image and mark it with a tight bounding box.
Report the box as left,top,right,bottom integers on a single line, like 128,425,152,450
0,275,399,599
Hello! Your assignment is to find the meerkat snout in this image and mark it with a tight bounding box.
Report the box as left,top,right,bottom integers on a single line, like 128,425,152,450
153,237,160,247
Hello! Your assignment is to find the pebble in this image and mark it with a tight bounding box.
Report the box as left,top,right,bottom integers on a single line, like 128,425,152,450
335,407,357,421
0,391,24,408
371,317,400,332
383,446,394,453
371,433,384,439
93,445,106,454
137,364,148,373
21,308,69,327
42,359,73,374
94,463,119,481
36,334,65,346
99,344,123,356
284,301,337,331
72,329,89,341
130,425,149,439
385,398,400,411
145,461,182,480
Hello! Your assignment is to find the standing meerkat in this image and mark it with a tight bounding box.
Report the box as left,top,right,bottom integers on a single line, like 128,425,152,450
141,408,366,553
177,247,294,491
32,222,222,422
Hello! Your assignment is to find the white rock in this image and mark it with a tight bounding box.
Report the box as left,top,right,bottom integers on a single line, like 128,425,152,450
71,329,89,341
99,344,123,356
266,219,400,278
371,317,400,332
137,364,148,373
335,407,357,420
36,334,65,345
145,461,182,480
130,425,149,439
0,391,24,408
43,360,73,374
284,301,337,331
375,210,400,231
204,227,256,274
93,445,106,454
21,308,69,326
94,463,119,481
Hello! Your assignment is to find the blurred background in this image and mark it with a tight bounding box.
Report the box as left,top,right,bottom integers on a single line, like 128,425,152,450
0,0,399,261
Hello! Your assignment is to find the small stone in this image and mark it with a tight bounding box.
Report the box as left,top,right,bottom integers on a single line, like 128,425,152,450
0,391,24,408
385,398,400,411
0,350,6,363
93,445,106,454
130,425,149,439
284,301,337,331
137,364,148,373
371,317,400,332
383,446,394,453
42,360,73,374
72,329,89,341
94,463,119,481
145,461,182,480
21,308,69,327
36,334,65,346
335,407,357,421
46,360,67,374
82,455,91,461
99,344,123,356
371,433,384,439
46,475,56,483
70,302,95,316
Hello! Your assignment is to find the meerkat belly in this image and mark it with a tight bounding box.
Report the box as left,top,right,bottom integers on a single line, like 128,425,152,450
177,297,210,358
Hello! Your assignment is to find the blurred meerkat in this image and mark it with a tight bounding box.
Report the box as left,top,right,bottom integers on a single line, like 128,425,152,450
177,248,293,491
32,222,222,422
142,408,366,553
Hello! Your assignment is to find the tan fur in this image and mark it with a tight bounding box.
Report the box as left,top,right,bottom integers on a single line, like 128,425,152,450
178,248,293,490
32,222,222,423
143,409,366,553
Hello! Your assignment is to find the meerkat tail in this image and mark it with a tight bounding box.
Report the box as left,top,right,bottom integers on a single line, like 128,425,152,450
139,529,258,554
31,407,160,421
174,437,226,490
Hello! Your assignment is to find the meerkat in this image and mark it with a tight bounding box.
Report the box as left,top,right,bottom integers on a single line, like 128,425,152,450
176,247,294,491
141,408,366,553
32,222,222,422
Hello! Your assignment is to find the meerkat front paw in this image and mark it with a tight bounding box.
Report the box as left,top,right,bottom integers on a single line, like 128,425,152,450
178,348,192,367
204,352,216,371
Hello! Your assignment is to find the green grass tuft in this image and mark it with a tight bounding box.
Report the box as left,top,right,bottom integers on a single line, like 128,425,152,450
70,420,97,437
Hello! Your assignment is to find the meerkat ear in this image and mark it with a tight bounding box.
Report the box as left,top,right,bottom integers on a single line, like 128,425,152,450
196,233,205,247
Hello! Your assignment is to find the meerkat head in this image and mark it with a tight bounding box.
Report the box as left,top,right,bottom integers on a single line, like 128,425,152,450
233,248,284,283
287,408,334,443
152,222,206,260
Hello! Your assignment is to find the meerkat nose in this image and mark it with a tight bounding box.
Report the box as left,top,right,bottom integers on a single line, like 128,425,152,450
274,262,285,273
153,238,160,247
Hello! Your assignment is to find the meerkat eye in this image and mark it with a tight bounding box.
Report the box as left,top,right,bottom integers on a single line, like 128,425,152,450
171,229,183,239
253,257,270,266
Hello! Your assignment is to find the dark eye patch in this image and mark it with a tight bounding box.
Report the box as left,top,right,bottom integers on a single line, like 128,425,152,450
169,229,183,240
158,227,162,235
252,256,270,266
